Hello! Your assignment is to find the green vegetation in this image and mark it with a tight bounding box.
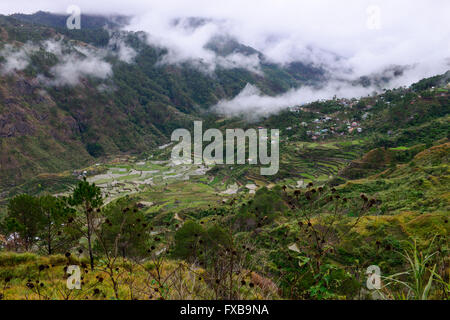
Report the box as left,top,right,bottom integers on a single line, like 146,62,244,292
1,137,448,300
0,13,449,301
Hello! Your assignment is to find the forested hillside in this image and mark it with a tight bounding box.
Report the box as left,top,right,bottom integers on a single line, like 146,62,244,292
0,13,324,189
0,11,448,301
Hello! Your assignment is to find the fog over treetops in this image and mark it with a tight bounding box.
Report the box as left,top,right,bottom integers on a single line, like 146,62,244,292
1,0,449,115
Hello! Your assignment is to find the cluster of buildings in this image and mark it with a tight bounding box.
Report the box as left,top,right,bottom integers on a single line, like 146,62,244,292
304,115,364,141
284,98,375,141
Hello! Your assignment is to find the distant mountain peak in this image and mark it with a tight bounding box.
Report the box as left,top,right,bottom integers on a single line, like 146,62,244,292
10,11,130,30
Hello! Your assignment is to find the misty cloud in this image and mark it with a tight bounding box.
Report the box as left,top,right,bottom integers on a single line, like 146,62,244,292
47,52,112,86
216,53,262,75
107,33,138,63
0,39,113,86
213,82,375,119
1,0,449,112
1,1,449,78
144,17,263,74
116,0,450,84
0,43,35,74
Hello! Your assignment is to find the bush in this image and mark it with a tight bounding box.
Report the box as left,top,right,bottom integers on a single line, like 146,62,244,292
86,143,105,157
173,221,204,260
0,252,38,267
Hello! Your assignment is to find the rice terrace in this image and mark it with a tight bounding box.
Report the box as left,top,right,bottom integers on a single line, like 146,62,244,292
0,1,448,312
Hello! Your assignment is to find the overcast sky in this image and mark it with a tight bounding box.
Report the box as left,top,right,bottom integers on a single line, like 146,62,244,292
1,0,448,78
1,1,449,114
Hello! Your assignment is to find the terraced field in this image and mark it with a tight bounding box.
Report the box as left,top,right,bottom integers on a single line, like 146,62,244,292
269,140,365,186
87,160,211,201
0,137,372,214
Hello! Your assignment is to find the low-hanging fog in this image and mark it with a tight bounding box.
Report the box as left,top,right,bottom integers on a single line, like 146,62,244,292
1,0,449,116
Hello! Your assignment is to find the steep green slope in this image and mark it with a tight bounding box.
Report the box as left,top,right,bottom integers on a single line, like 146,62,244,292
0,13,325,189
